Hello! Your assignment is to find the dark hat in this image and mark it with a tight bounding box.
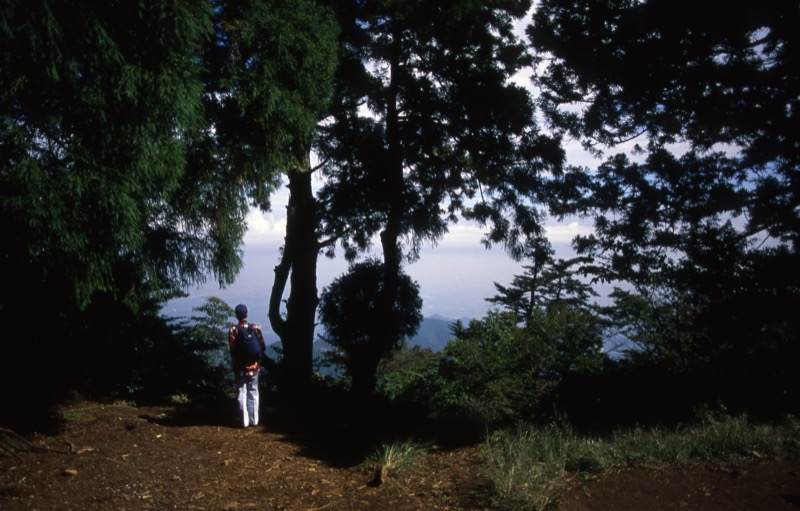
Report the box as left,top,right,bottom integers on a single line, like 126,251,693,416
234,304,248,319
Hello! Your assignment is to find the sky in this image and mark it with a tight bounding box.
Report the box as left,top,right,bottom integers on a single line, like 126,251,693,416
161,201,595,323
161,10,614,325
161,6,720,334
161,142,601,324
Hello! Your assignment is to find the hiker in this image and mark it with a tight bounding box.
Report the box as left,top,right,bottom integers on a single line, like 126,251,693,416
228,303,266,428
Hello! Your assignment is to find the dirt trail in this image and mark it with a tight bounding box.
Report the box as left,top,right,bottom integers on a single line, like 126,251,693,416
1,401,798,510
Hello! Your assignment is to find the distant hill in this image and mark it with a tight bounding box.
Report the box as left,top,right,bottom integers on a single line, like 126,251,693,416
263,316,461,373
308,315,460,353
263,316,630,377
408,315,458,351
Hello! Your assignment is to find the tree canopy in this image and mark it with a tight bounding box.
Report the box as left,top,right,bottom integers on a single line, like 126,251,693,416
303,1,565,392
1,0,219,305
317,0,563,262
527,0,799,415
530,0,799,255
2,0,797,424
0,0,337,407
318,259,422,396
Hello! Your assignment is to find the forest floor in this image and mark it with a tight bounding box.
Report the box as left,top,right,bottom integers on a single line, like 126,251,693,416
1,397,799,511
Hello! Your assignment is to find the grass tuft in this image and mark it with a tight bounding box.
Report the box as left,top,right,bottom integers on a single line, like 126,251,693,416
363,440,426,484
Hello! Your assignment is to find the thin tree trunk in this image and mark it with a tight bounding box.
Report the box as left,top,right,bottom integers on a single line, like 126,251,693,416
365,22,404,398
268,152,319,397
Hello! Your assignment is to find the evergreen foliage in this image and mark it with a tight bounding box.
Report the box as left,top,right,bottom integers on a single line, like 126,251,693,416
318,259,423,396
0,1,240,301
164,297,236,404
528,0,800,419
311,1,562,394
318,0,562,260
1,0,795,431
208,0,338,396
486,236,598,325
1,0,219,410
0,0,336,411
376,346,456,411
438,300,605,425
444,311,558,424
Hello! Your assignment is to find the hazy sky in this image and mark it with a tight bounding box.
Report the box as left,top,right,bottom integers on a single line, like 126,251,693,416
163,142,605,324
241,197,594,321
163,9,614,323
163,9,700,325
231,128,612,321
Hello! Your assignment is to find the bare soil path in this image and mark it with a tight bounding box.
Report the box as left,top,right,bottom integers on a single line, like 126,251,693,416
1,400,798,510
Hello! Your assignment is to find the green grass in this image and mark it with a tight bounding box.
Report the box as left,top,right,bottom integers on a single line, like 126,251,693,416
61,406,100,422
363,440,426,481
60,401,135,422
482,414,798,511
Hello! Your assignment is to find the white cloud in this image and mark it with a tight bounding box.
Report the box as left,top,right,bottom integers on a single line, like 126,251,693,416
422,218,593,252
437,222,486,247
244,196,594,256
244,208,286,246
544,220,593,245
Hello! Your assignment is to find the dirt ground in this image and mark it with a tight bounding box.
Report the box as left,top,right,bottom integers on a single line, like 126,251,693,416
1,399,798,511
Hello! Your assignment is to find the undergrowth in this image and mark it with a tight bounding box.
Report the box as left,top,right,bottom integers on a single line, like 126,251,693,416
482,414,798,511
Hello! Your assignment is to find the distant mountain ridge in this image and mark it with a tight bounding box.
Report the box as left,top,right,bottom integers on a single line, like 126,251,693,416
407,314,458,351
163,296,466,354
305,315,460,357
218,314,462,372
263,315,458,378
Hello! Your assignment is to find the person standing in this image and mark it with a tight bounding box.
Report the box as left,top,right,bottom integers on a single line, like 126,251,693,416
228,303,266,428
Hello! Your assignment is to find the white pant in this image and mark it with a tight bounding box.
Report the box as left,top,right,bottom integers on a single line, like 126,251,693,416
235,372,259,427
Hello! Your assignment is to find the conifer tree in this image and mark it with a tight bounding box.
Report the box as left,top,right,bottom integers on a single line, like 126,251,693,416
1,1,220,404
204,0,338,394
312,1,563,394
528,0,799,414
0,0,337,405
318,259,422,396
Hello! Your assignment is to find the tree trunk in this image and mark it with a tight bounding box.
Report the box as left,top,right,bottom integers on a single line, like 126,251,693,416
268,153,319,397
370,22,404,396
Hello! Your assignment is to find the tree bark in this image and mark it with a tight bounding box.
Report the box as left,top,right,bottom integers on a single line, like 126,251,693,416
268,153,319,396
365,21,404,398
